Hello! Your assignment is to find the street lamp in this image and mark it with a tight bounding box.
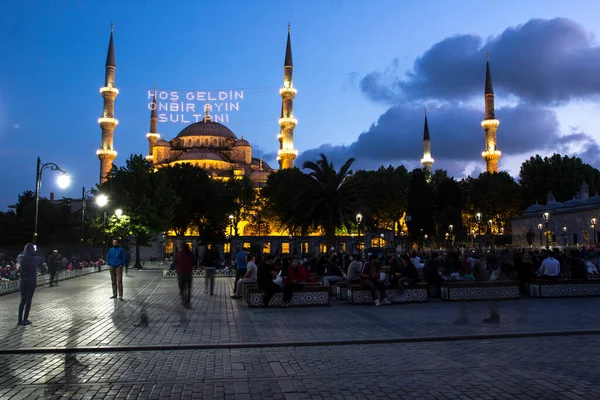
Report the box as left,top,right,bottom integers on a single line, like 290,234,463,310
562,226,567,246
96,194,109,259
379,233,384,248
543,212,550,249
356,213,363,251
591,218,597,245
471,229,476,248
400,231,405,252
537,223,543,247
228,214,235,237
115,208,123,218
80,186,94,243
475,212,482,248
33,157,70,244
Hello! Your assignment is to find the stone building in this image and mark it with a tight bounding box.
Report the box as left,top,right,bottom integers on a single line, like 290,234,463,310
512,182,600,247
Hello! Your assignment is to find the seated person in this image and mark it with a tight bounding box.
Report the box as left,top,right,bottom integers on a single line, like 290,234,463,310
361,254,389,306
283,258,307,307
346,255,363,284
392,254,418,288
257,255,280,307
323,255,345,287
231,254,260,299
537,254,561,279
463,267,475,281
410,252,424,269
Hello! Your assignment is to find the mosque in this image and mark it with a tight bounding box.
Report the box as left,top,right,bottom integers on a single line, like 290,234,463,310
94,25,501,257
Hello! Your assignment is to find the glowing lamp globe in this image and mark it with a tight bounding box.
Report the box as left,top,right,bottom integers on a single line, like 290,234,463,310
115,209,123,218
96,194,108,207
56,173,71,189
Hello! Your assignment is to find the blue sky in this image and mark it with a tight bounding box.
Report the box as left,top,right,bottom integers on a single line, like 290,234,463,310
1,0,600,208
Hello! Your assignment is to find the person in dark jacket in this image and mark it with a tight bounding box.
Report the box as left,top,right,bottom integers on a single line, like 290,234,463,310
203,245,220,296
176,244,194,308
257,254,279,307
48,249,62,287
106,239,127,300
17,243,39,325
283,258,308,307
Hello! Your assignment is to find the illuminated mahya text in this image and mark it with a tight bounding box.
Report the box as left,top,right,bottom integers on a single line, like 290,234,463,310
148,89,245,124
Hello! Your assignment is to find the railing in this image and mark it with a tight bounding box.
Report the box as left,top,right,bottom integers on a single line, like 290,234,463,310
0,265,109,296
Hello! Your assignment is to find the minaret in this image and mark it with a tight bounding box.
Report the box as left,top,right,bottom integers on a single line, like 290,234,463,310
146,85,160,161
420,108,434,172
481,52,501,173
277,24,298,169
96,24,119,183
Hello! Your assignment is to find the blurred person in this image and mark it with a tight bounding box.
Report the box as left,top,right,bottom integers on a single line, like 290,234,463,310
176,243,194,308
17,243,39,325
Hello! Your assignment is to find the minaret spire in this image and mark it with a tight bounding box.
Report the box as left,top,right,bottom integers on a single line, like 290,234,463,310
146,84,160,161
481,52,501,173
97,24,119,183
420,108,434,172
278,24,298,169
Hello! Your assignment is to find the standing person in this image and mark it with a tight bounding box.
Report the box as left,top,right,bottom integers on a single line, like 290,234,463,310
257,254,279,307
203,244,220,296
48,249,62,287
234,247,248,288
17,243,39,325
176,244,194,308
106,238,126,300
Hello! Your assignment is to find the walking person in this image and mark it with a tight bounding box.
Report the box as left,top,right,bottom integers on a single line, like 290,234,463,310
48,249,62,287
176,244,194,308
203,244,220,296
17,243,39,325
106,238,126,300
234,247,248,288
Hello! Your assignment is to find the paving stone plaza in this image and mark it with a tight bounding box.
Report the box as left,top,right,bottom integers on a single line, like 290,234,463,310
1,270,600,399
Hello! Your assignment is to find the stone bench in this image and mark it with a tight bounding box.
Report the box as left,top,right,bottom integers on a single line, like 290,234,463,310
529,279,600,298
346,283,429,304
335,281,349,300
440,281,520,301
162,269,235,278
243,282,321,303
246,285,330,308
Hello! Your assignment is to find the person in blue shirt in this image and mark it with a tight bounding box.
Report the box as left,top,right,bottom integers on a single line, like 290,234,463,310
234,247,248,289
17,243,39,325
106,238,127,300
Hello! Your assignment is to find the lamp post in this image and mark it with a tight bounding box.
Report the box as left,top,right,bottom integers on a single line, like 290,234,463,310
80,186,94,243
33,157,70,244
449,224,454,248
379,233,384,248
471,229,476,248
96,194,108,259
591,218,597,245
356,213,363,252
400,231,405,252
543,212,550,249
475,212,482,248
537,223,543,248
228,214,234,262
562,226,567,247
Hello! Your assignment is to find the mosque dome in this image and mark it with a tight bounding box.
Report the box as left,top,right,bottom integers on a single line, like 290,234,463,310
524,202,544,213
249,169,270,184
176,119,237,140
544,201,563,210
155,138,170,147
233,137,251,147
586,192,600,205
562,197,583,208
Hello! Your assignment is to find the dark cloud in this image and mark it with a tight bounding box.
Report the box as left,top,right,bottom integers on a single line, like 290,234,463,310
557,132,600,168
361,18,600,105
297,102,559,170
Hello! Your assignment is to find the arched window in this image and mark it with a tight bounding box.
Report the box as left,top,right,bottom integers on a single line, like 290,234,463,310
205,138,209,146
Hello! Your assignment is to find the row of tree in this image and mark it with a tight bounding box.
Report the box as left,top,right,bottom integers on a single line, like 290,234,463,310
1,153,598,262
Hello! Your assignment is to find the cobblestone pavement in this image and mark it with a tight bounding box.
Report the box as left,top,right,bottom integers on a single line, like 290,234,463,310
1,270,600,350
0,336,599,399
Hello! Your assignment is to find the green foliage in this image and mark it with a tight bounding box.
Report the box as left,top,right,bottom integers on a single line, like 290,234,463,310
406,169,434,241
519,154,600,206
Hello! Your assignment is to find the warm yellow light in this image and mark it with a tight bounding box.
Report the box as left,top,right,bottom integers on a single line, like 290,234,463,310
146,133,160,139
145,155,153,161
277,134,283,140
482,150,502,157
278,148,298,156
98,117,119,126
96,149,117,157
481,119,499,128
278,117,298,125
421,156,434,164
100,87,119,95
279,87,297,95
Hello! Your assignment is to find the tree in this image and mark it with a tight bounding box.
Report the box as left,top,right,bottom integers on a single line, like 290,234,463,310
225,177,257,236
519,154,600,207
99,155,177,267
406,169,434,244
432,173,463,240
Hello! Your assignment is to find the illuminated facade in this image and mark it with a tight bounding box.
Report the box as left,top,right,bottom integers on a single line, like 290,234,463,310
420,109,434,172
277,24,298,169
97,25,119,184
481,53,501,173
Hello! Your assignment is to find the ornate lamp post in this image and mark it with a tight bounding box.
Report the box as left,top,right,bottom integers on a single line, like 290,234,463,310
562,226,567,246
96,194,109,260
475,212,482,248
543,212,550,249
33,157,70,244
537,223,543,248
591,218,597,245
356,213,363,251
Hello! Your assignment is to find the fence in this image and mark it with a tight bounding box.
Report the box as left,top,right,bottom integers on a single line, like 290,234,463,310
0,265,109,296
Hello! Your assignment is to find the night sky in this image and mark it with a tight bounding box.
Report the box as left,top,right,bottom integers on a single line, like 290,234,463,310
2,0,600,208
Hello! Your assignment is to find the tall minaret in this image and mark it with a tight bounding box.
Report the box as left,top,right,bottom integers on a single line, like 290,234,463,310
96,24,119,183
277,24,298,170
481,52,501,173
146,85,159,161
420,108,434,172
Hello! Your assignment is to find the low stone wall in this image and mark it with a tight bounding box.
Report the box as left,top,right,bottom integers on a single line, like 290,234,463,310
246,286,330,308
530,280,600,298
0,265,109,296
162,269,235,278
347,284,429,304
440,281,520,301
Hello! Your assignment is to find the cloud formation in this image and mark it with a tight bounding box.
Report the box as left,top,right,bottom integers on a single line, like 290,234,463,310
360,18,600,105
297,18,600,177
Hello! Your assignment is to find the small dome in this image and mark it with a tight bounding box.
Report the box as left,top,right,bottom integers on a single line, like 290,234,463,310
155,138,170,147
563,197,583,207
249,169,270,183
586,192,600,204
234,139,251,147
176,120,237,140
545,201,563,210
524,203,544,213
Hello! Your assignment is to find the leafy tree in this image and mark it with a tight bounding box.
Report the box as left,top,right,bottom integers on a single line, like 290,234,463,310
99,155,177,267
432,173,463,239
406,168,434,243
225,177,257,236
519,154,600,207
